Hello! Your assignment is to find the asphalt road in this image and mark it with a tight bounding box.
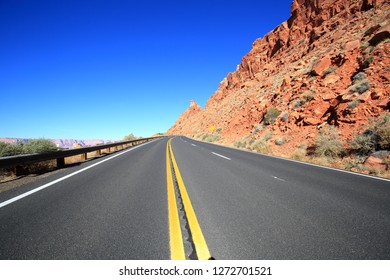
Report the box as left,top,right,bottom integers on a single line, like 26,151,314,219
0,139,169,259
0,136,389,259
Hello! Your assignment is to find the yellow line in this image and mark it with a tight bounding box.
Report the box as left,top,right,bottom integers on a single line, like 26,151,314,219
166,139,185,260
168,138,212,260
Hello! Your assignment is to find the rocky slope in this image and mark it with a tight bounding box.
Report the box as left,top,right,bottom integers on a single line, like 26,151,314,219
168,0,389,174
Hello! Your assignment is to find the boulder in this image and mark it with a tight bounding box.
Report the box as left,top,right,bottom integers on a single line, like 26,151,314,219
364,155,387,171
369,23,390,45
312,55,332,76
377,98,390,108
304,117,321,125
345,40,361,51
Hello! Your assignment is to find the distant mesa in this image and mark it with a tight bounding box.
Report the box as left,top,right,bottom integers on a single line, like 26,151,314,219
0,138,114,149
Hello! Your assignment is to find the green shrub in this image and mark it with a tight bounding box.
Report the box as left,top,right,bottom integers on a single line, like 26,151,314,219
349,80,370,94
0,142,24,157
263,107,281,125
350,113,390,156
250,139,270,153
253,124,263,134
250,132,272,153
293,99,306,109
314,126,344,158
303,90,314,102
203,134,220,143
323,66,338,77
368,113,390,150
263,131,273,141
234,141,246,148
352,72,367,82
348,99,360,109
291,148,307,161
350,134,376,156
362,56,374,68
23,139,57,154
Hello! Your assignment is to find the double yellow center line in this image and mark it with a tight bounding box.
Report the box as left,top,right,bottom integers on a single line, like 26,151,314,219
166,138,212,260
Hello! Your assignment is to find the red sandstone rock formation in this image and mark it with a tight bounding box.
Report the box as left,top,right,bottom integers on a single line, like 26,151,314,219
168,0,389,160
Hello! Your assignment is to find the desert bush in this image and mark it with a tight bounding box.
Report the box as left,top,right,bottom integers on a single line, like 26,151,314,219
0,142,7,156
323,66,338,77
0,142,24,157
350,134,376,156
263,107,281,125
253,124,263,134
314,126,344,158
23,139,58,154
203,134,220,143
349,80,370,94
367,113,390,150
362,56,374,68
293,99,306,109
344,156,365,171
234,141,246,148
250,131,272,153
250,139,270,153
348,99,360,109
263,131,273,141
352,72,367,82
195,133,204,140
303,90,314,101
351,113,390,155
291,148,307,161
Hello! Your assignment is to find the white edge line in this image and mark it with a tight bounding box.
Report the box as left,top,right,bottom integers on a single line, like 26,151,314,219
191,144,197,147
272,176,286,182
185,137,390,183
0,140,155,209
211,152,231,160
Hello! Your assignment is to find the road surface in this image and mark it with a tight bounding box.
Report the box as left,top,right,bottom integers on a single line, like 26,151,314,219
0,136,389,259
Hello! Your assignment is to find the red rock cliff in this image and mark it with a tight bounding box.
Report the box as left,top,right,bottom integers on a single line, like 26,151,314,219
167,0,389,158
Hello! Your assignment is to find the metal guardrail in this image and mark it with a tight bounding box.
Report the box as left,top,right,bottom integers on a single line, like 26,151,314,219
0,136,165,176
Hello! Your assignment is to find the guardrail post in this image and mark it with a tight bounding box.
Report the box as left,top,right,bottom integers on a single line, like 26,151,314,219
10,166,22,177
57,157,65,168
96,149,101,156
81,153,87,161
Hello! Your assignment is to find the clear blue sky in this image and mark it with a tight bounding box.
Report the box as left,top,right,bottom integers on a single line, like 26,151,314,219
1,0,291,140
